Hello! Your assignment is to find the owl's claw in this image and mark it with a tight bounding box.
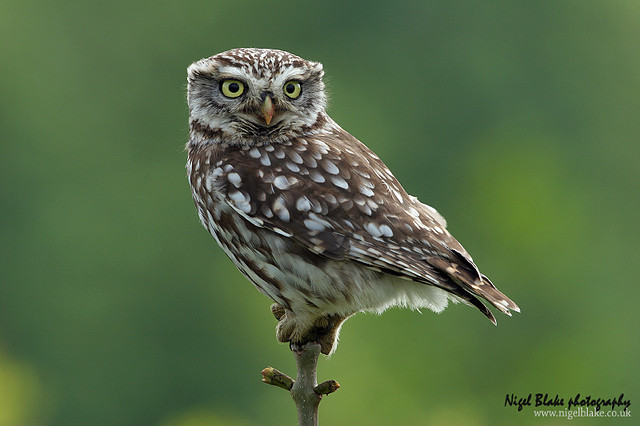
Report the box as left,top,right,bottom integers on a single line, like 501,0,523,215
289,341,306,352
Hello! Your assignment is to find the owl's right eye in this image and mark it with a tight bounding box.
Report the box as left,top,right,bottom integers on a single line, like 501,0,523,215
221,80,245,98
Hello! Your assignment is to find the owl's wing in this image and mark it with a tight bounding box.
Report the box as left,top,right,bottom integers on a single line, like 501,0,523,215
214,133,519,319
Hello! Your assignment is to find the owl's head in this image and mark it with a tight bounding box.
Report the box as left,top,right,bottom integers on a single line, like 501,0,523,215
187,48,327,145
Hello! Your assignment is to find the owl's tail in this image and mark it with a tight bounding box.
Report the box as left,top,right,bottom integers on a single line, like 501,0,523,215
426,249,520,324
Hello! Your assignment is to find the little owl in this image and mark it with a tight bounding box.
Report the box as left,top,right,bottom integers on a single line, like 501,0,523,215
186,48,519,355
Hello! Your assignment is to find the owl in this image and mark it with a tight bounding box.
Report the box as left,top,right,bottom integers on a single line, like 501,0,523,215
186,48,519,355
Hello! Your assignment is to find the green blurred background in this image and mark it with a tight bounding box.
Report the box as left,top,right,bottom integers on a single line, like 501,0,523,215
1,0,638,424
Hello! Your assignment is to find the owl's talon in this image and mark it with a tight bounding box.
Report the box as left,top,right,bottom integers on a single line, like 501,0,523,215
289,341,306,352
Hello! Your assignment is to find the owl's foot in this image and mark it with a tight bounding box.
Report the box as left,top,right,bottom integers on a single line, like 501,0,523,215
274,309,297,345
310,314,351,355
270,303,286,321
273,306,351,355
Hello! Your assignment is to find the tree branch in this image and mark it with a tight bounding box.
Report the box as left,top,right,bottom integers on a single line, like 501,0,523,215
261,342,340,425
261,367,293,391
290,342,322,426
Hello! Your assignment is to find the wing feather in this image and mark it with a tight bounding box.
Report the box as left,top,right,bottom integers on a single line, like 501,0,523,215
212,131,519,319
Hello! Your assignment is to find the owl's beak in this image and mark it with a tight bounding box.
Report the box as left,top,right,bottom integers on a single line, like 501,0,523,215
260,95,275,126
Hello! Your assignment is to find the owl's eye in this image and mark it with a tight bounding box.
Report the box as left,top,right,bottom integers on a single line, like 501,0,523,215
283,81,302,99
221,80,245,98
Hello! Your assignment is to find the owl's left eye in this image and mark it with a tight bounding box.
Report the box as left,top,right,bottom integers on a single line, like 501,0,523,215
221,79,245,98
283,81,302,99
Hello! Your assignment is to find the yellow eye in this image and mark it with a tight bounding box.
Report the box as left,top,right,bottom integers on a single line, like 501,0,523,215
221,80,245,98
283,81,302,99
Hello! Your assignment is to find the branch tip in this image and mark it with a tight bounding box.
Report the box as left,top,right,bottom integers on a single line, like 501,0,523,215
261,366,294,391
314,379,340,395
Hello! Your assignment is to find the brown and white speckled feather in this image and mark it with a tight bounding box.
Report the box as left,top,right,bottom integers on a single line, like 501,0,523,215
186,48,519,354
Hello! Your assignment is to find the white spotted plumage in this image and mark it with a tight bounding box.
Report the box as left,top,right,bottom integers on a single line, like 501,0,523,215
186,48,519,355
